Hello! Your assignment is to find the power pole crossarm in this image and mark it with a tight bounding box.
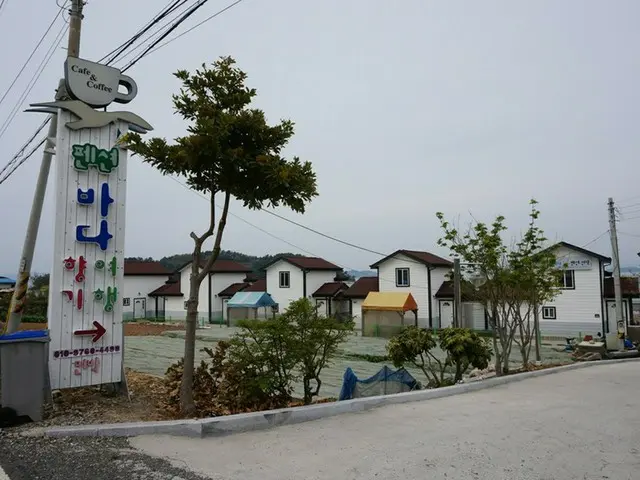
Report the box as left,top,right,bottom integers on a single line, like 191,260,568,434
4,0,84,334
608,197,626,351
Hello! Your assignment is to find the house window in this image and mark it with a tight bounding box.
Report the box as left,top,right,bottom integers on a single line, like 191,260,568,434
279,271,290,288
542,306,557,320
396,268,410,287
559,270,575,289
123,297,131,307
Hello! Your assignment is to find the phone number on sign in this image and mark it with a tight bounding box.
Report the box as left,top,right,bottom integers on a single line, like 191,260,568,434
53,345,120,359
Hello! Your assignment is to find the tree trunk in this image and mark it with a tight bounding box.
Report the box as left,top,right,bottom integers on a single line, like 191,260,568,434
180,268,202,417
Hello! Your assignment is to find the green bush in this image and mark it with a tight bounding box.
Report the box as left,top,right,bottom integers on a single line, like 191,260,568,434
387,326,492,388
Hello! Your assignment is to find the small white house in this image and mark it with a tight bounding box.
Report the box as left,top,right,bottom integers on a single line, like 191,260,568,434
264,256,344,313
155,259,252,323
370,250,452,328
122,261,172,319
540,242,611,338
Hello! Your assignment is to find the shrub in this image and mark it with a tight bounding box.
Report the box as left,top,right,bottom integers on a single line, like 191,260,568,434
387,326,492,387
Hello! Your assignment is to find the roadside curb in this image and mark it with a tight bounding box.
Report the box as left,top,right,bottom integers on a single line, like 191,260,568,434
43,358,640,439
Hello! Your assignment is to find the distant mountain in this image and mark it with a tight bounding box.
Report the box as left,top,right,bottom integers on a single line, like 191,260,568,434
621,266,640,276
345,269,376,279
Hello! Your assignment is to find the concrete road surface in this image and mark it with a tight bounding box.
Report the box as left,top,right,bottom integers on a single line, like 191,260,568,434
131,361,640,480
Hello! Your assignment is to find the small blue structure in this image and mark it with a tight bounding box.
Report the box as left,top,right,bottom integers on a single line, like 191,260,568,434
339,365,420,401
0,276,16,291
226,292,278,325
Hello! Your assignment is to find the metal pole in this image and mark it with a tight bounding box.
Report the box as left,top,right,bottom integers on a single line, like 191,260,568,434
453,258,462,328
608,197,626,351
5,0,84,334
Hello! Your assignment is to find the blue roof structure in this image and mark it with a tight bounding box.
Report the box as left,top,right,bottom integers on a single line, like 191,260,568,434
0,276,16,285
227,291,277,308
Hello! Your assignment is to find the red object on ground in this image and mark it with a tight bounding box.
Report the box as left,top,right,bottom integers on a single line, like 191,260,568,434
74,321,106,343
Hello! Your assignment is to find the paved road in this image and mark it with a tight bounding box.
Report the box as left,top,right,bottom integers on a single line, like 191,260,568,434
129,362,640,480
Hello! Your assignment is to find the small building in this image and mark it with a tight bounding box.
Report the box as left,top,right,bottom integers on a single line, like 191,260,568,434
370,250,452,329
263,256,344,313
361,291,418,337
226,291,277,325
311,281,349,318
218,278,266,325
122,261,172,319
341,276,379,331
0,276,16,293
434,280,487,330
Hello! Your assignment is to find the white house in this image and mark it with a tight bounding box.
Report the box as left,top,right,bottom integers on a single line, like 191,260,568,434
369,250,452,328
122,261,172,319
153,259,252,323
263,256,344,313
539,242,611,338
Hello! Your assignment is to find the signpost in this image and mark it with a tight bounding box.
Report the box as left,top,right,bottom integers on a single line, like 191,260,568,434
28,57,151,390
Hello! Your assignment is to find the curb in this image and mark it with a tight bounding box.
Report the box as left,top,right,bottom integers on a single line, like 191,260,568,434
44,358,640,439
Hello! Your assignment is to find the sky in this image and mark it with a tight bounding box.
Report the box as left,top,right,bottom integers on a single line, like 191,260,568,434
0,0,639,277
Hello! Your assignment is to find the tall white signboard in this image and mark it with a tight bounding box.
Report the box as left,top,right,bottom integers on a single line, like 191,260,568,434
47,111,128,389
29,58,151,390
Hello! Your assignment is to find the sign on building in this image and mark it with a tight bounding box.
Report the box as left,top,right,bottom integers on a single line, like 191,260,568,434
555,256,593,270
28,59,151,390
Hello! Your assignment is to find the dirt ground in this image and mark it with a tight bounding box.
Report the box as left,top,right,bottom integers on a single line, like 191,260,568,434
2,321,185,336
27,369,170,429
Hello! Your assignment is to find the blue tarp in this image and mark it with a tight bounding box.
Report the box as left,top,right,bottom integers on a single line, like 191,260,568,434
227,291,277,308
339,365,419,401
0,329,49,341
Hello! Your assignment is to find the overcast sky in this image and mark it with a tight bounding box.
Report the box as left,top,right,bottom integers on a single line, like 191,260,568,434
1,0,639,276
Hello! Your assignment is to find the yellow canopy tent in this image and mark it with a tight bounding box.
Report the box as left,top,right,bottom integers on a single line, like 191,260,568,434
361,292,418,337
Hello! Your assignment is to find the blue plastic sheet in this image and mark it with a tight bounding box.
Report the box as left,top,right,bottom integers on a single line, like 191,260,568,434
0,329,49,341
339,365,419,401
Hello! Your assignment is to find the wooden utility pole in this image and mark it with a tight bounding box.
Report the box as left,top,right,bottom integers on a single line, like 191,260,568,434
5,0,84,333
608,197,625,351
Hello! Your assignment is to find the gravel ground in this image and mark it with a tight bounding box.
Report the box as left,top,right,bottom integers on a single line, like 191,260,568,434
0,435,209,480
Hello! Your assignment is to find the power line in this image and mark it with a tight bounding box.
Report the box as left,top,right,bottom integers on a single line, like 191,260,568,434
112,0,200,68
0,137,47,185
144,0,247,57
0,0,9,17
99,0,190,66
0,118,49,179
0,2,66,110
120,0,213,73
0,21,68,142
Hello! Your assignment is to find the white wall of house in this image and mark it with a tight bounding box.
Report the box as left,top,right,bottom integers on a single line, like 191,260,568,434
122,275,168,319
350,298,363,331
266,259,304,312
306,271,340,302
540,245,605,337
165,296,185,321
376,253,450,328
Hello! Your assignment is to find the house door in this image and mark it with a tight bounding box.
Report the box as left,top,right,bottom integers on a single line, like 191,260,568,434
133,298,146,319
439,300,454,329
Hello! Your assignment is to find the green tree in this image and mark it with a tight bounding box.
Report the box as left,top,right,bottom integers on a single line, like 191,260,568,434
436,200,558,374
124,56,317,415
282,298,353,404
387,326,491,387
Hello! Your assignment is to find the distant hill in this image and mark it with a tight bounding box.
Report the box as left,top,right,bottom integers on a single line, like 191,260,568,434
345,269,376,279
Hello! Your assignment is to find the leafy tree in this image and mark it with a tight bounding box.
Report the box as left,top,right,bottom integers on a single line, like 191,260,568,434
436,200,558,374
282,298,353,404
124,56,317,415
387,326,491,387
31,273,49,292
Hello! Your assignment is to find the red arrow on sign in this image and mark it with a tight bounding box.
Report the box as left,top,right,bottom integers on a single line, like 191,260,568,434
74,321,106,343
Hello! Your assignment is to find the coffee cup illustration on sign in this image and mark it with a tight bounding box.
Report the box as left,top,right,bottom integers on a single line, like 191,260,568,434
64,57,138,108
